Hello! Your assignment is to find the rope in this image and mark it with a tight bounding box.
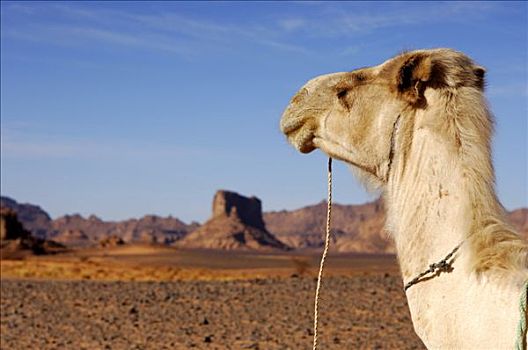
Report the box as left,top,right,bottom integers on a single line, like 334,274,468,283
403,242,463,292
308,157,526,349
313,157,333,350
515,279,528,350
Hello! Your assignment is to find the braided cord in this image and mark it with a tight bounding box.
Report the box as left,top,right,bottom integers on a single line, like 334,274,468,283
313,158,333,350
515,279,528,350
310,158,527,349
404,242,462,292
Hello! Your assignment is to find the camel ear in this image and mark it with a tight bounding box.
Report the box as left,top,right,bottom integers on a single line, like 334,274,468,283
473,66,486,90
395,54,432,104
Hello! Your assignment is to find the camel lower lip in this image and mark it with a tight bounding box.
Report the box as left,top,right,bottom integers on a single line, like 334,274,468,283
299,142,315,153
295,131,316,153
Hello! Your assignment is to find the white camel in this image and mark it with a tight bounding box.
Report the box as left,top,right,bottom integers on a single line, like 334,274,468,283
280,48,527,349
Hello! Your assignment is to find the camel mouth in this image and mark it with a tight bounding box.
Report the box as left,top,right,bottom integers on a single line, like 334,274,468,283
280,116,317,154
294,129,316,153
286,125,316,154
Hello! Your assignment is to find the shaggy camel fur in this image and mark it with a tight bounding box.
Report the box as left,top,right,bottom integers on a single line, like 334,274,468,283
280,48,528,349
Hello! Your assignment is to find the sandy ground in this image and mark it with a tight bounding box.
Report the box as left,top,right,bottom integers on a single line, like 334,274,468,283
0,245,401,281
1,247,424,349
1,276,423,349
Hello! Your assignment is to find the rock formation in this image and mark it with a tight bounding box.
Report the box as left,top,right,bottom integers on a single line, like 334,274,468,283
0,196,52,238
1,208,65,259
52,229,91,247
0,196,197,247
264,199,528,253
1,208,32,241
1,195,526,253
264,199,391,253
509,208,528,238
99,235,125,248
179,190,289,250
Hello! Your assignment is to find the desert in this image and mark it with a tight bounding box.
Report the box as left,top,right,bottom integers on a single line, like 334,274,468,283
2,192,527,349
1,249,424,350
0,193,429,349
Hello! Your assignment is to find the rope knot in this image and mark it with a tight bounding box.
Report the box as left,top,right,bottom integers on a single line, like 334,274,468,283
404,242,463,292
438,260,449,269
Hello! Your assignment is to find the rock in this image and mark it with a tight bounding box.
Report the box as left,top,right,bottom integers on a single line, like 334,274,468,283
0,196,52,239
50,214,196,247
179,190,289,250
99,235,125,248
509,208,528,239
264,198,528,253
52,229,90,246
1,208,31,241
264,198,392,253
0,209,66,259
212,191,266,230
3,194,526,253
0,196,197,247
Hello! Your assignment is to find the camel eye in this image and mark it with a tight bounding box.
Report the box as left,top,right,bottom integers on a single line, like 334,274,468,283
336,89,351,110
337,89,348,99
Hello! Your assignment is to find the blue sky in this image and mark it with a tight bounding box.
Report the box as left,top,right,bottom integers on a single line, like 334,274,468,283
1,1,527,223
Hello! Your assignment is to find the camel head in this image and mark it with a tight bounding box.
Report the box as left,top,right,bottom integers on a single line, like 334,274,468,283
280,48,486,188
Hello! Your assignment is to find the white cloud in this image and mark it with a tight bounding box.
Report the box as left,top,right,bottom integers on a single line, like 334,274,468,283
277,18,306,31
1,2,502,58
66,26,195,56
0,126,204,160
4,3,309,56
311,2,499,37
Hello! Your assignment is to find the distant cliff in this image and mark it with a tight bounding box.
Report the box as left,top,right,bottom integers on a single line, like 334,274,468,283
264,199,528,253
264,199,390,253
2,195,526,253
0,196,198,247
1,208,66,258
178,190,289,250
0,197,52,239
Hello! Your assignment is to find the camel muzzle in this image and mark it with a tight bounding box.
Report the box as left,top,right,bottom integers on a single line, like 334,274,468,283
280,110,318,154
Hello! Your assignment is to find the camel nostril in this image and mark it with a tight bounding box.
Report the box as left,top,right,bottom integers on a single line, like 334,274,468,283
280,117,304,135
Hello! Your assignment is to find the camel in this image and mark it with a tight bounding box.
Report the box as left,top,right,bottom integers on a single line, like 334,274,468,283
280,48,528,349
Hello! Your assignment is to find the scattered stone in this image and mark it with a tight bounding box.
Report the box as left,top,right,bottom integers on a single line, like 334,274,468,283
1,276,424,349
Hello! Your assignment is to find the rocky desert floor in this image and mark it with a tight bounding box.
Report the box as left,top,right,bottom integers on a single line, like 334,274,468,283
1,247,424,349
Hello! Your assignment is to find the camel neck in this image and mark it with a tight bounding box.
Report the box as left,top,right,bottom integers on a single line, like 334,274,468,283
384,125,499,281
